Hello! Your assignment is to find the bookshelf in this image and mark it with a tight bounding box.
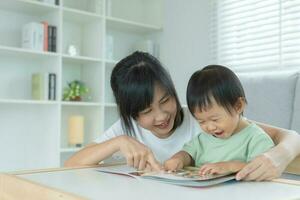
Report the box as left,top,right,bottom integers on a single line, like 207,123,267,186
0,0,163,171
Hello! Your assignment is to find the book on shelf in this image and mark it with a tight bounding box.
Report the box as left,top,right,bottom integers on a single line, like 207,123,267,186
22,22,57,52
22,22,44,51
96,164,236,187
41,21,48,51
48,25,57,52
32,73,56,100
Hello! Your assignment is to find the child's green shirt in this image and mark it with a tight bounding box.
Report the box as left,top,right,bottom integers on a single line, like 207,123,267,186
182,123,274,167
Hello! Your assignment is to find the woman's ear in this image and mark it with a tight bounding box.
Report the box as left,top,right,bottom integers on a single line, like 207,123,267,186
234,97,246,114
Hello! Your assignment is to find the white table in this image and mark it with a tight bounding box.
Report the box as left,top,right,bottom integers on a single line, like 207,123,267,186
1,166,299,200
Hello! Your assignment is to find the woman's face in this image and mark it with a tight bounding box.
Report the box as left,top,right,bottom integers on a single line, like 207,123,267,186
136,84,177,139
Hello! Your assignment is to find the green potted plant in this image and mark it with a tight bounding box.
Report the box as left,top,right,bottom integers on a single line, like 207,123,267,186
63,80,89,101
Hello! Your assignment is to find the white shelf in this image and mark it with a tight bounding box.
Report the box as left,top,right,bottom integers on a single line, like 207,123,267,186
0,0,59,15
105,59,118,65
61,101,102,107
104,103,117,107
63,7,103,24
60,147,82,153
62,54,103,64
106,16,162,33
0,0,162,171
0,99,58,105
0,45,59,59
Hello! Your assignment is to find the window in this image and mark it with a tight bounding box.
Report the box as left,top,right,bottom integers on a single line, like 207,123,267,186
210,0,300,70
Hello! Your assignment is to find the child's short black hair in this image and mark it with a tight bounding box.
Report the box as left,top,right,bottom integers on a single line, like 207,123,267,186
187,65,247,116
111,51,183,136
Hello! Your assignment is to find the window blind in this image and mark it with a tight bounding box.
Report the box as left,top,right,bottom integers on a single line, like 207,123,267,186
210,0,300,70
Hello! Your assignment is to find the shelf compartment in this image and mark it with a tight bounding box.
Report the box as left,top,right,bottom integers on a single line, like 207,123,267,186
63,7,103,23
0,52,60,101
0,0,59,16
62,8,104,59
62,59,103,102
0,103,60,171
106,16,162,33
63,0,103,15
0,1,60,50
106,0,162,28
60,106,101,149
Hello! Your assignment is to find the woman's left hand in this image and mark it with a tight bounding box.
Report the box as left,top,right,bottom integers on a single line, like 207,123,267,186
236,145,291,181
236,155,278,181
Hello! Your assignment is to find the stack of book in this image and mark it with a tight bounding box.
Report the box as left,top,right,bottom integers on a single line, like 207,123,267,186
32,73,56,101
22,21,57,52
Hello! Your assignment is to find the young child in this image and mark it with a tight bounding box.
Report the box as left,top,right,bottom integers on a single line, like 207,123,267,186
164,65,275,176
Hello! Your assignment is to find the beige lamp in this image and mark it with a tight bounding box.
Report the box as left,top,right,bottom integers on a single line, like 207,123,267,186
68,115,84,147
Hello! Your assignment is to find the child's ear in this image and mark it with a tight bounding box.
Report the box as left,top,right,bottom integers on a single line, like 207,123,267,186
234,97,246,114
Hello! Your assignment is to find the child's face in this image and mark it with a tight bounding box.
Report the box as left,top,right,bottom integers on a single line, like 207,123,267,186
193,99,244,139
136,84,177,139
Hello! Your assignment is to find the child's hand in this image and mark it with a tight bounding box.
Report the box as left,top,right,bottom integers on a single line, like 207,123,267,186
199,162,230,175
164,158,184,172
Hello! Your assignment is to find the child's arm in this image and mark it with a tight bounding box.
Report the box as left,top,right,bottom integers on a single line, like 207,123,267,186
64,135,161,171
199,161,247,175
164,151,194,171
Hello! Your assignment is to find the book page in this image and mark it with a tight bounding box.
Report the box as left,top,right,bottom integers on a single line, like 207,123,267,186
96,164,236,187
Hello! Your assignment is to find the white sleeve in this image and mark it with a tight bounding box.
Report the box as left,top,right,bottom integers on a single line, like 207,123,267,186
185,109,201,138
94,119,125,143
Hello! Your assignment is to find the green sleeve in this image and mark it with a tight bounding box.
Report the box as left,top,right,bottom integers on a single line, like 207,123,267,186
182,136,200,162
247,133,275,162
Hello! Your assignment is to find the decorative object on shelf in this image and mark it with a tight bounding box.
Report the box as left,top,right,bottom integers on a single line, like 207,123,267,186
67,44,79,57
63,80,89,101
68,115,84,147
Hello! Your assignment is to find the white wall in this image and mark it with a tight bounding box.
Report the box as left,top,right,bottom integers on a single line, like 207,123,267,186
159,0,211,104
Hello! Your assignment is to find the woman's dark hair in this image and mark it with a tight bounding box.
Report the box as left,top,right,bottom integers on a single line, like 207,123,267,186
187,65,247,116
111,51,183,136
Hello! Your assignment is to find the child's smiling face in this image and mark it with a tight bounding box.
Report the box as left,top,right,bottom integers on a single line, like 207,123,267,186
193,98,245,139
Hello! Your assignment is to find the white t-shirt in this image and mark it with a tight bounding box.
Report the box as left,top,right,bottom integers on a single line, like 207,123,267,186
94,109,201,163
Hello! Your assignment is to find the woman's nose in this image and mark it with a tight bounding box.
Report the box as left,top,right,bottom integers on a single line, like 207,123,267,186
154,108,168,121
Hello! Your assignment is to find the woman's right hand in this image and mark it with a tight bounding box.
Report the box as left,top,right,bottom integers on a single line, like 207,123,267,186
164,157,184,172
118,135,162,171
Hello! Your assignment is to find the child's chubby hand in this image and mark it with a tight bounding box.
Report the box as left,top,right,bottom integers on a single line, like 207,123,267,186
163,158,184,172
199,162,230,175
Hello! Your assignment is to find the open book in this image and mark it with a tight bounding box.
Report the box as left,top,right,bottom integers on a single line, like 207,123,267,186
96,164,236,187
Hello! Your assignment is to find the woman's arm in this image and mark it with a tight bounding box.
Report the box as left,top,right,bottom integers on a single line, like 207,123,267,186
236,121,300,181
64,136,121,167
64,135,162,170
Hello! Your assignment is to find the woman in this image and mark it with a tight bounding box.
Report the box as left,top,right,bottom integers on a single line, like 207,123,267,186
65,51,300,181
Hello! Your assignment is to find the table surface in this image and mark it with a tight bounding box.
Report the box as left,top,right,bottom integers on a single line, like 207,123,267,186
15,167,300,200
